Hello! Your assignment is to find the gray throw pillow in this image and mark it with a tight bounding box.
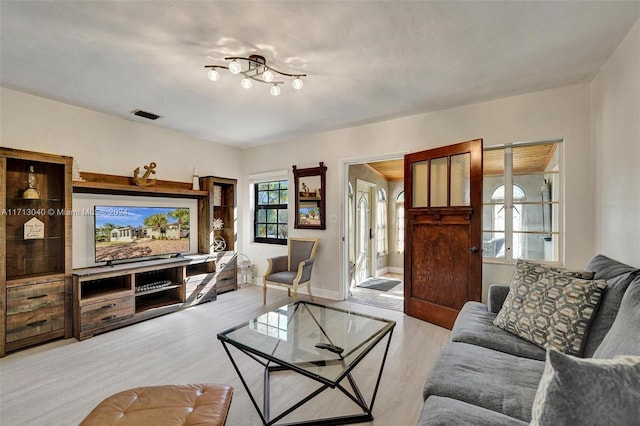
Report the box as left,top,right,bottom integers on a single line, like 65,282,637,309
494,260,606,355
530,349,640,426
583,269,640,357
593,273,640,358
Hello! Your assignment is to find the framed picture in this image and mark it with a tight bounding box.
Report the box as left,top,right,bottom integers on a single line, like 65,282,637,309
293,162,327,230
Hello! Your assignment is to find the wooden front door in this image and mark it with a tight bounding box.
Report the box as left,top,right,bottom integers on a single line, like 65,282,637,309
404,139,483,329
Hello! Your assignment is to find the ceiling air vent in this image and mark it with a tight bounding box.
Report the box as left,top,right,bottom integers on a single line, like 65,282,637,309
132,109,161,120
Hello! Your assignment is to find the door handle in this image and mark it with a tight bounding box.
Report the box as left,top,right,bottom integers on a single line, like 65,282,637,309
469,246,479,253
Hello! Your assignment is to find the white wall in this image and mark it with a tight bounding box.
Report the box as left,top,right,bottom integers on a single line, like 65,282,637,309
591,19,640,268
1,87,243,268
243,84,594,301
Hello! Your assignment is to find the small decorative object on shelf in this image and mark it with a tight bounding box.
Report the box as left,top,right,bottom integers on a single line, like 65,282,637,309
212,218,224,230
23,164,40,199
213,236,226,252
24,217,45,240
192,167,200,191
213,185,222,206
132,162,157,187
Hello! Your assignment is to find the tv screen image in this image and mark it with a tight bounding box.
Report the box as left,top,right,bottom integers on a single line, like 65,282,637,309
95,206,190,263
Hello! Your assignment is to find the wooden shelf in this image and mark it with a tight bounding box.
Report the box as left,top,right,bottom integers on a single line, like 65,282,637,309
73,172,207,199
135,284,179,297
135,296,182,314
1,147,73,357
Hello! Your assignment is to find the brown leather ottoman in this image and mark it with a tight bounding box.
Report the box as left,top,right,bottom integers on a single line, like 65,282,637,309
80,383,233,425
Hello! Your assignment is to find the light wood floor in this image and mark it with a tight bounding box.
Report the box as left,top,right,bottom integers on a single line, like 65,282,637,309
0,285,450,425
349,273,404,312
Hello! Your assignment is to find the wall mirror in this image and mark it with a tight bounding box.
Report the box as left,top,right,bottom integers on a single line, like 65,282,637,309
293,162,327,230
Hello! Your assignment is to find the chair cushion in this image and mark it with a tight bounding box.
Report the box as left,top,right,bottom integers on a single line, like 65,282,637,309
451,302,545,361
530,350,640,426
266,271,296,285
289,240,316,271
80,383,233,426
493,260,606,355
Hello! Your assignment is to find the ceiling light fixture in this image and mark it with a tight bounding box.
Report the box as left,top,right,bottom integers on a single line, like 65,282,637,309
205,54,306,96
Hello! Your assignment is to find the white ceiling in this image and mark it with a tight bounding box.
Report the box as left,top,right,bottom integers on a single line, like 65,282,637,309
1,1,638,149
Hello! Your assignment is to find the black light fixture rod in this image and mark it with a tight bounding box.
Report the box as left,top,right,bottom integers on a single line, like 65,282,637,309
223,56,307,78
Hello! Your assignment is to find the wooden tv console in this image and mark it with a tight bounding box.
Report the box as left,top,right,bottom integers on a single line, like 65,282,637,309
72,253,236,340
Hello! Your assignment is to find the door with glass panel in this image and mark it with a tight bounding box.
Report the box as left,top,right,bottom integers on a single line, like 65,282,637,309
404,139,483,328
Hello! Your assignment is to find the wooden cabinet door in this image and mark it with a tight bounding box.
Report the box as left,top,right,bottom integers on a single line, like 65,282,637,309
404,139,483,329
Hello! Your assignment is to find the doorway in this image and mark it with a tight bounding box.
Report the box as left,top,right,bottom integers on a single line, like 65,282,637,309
345,157,404,311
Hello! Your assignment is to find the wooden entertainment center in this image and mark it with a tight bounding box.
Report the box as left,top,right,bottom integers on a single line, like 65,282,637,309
72,252,236,340
1,147,238,355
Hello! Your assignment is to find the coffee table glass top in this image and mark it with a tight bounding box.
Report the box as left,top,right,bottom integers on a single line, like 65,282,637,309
218,302,395,384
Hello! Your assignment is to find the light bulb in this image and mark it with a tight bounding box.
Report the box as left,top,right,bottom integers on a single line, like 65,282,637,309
229,60,242,74
241,77,253,89
207,69,220,81
292,78,304,90
270,84,281,96
263,70,274,83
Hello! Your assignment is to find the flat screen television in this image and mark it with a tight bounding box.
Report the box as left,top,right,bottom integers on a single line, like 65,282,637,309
94,206,190,264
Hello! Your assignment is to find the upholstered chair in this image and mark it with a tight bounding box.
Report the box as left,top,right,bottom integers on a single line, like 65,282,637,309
262,238,320,304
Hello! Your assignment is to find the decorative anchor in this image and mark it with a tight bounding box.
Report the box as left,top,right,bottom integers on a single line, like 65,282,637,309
132,162,157,187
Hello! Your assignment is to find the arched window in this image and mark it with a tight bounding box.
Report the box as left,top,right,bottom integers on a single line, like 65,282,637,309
377,188,388,255
491,184,525,257
396,191,405,253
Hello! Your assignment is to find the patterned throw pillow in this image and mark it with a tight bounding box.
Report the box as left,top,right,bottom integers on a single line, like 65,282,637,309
530,349,640,426
493,260,606,355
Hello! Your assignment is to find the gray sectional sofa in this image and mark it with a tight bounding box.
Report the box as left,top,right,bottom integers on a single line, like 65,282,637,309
418,255,640,425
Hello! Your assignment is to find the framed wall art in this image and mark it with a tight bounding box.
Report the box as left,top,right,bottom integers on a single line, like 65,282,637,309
293,162,327,230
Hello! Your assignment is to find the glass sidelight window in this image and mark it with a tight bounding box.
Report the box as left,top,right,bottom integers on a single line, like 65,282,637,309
377,188,388,255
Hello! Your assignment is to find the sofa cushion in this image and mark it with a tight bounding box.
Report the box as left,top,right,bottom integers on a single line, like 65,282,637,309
419,396,528,426
423,342,544,422
451,302,545,361
582,269,640,357
593,273,640,358
494,260,606,355
586,254,638,280
487,284,511,314
530,349,640,426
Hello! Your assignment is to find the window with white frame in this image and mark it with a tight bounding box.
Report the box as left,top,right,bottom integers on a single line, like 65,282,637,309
396,191,405,253
376,188,388,255
482,141,562,262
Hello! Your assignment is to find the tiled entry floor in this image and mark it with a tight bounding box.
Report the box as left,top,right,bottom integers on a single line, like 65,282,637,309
348,272,404,312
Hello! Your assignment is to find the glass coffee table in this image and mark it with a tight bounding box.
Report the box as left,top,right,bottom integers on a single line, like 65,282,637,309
217,301,395,425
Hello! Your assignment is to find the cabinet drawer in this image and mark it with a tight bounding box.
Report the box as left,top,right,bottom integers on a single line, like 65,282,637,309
6,280,65,315
216,274,236,292
184,279,216,305
81,296,134,330
6,305,65,343
185,273,215,287
216,269,236,281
